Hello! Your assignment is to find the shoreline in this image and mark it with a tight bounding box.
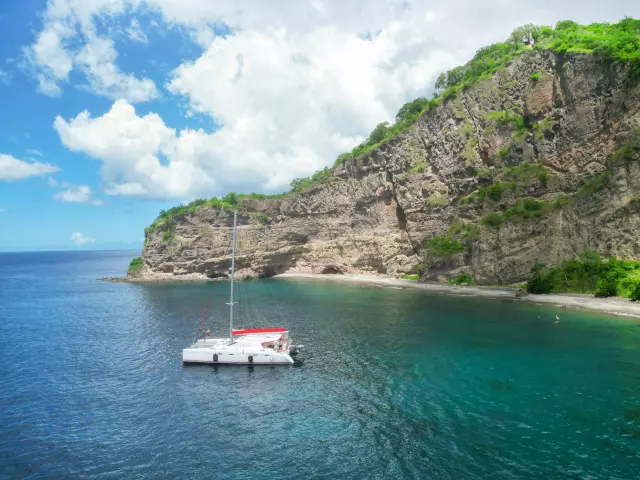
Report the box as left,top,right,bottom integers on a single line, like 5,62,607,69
101,272,640,319
274,273,640,319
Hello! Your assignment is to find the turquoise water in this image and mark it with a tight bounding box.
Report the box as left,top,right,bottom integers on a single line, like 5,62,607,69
0,250,639,479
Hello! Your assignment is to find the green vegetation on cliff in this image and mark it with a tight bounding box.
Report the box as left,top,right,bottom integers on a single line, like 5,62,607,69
449,274,476,286
426,235,466,258
128,257,144,273
526,252,640,300
481,199,554,228
401,274,419,280
146,19,640,237
462,163,550,204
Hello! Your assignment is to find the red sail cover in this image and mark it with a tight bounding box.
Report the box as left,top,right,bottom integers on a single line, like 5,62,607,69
232,328,288,335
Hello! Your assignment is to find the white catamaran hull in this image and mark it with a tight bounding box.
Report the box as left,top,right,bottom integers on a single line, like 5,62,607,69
182,348,294,365
182,332,295,365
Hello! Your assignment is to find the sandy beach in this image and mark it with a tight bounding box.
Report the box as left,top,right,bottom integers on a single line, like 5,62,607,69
274,273,640,319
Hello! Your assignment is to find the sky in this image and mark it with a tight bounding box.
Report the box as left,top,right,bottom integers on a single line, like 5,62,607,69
0,1,638,251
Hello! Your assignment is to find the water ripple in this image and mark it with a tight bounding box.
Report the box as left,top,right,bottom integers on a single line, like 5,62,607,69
1,252,639,479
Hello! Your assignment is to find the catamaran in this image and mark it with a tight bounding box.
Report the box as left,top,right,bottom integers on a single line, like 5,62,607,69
182,211,297,365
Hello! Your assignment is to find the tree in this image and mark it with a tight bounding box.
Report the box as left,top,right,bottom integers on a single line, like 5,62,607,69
395,97,428,123
221,192,238,205
435,66,465,91
508,24,544,45
367,122,390,145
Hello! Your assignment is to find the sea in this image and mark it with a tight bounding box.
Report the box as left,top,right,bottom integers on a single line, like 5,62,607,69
0,250,639,479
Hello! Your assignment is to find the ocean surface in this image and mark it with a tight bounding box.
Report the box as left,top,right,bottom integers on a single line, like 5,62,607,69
0,250,639,479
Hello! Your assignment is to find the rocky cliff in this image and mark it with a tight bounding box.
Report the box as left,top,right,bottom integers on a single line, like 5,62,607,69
133,47,640,285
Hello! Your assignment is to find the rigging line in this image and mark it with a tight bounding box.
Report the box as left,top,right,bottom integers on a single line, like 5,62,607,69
194,282,216,343
241,280,253,327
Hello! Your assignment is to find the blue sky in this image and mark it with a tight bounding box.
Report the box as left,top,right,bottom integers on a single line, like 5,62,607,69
0,0,638,251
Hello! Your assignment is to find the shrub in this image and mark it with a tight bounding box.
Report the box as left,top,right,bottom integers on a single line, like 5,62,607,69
486,182,510,201
525,254,640,299
554,196,570,209
290,167,332,192
530,72,541,80
248,211,271,225
128,257,144,273
481,212,503,228
146,198,238,235
426,235,465,258
162,231,174,242
449,274,476,285
606,129,640,168
595,276,618,297
501,162,547,182
237,192,286,201
502,198,549,221
401,274,419,280
617,272,640,300
533,117,558,140
484,111,527,134
334,152,352,167
537,170,548,186
577,171,610,197
221,192,238,205
630,279,640,301
526,264,554,294
481,199,553,229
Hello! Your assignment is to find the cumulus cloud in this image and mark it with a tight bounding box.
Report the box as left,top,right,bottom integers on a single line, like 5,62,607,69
70,232,95,246
53,184,104,205
25,1,157,102
55,184,92,202
75,36,158,102
0,154,59,181
55,100,216,198
39,0,640,197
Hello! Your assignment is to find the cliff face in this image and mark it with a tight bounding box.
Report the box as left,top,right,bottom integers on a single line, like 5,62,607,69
136,50,640,284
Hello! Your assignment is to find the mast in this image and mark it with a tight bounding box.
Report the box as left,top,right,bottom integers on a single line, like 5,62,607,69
229,210,237,342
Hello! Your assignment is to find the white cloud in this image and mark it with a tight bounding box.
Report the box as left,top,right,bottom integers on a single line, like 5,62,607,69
55,100,214,199
126,19,148,44
70,232,96,246
39,0,640,198
0,154,59,181
75,36,158,102
30,22,74,81
47,176,60,187
27,149,43,157
55,185,92,202
52,182,105,205
37,74,63,97
0,68,11,85
25,1,157,102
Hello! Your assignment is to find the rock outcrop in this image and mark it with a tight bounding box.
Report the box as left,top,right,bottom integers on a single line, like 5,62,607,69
136,50,640,285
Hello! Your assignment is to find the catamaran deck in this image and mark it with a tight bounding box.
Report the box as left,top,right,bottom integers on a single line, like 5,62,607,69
183,331,295,364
